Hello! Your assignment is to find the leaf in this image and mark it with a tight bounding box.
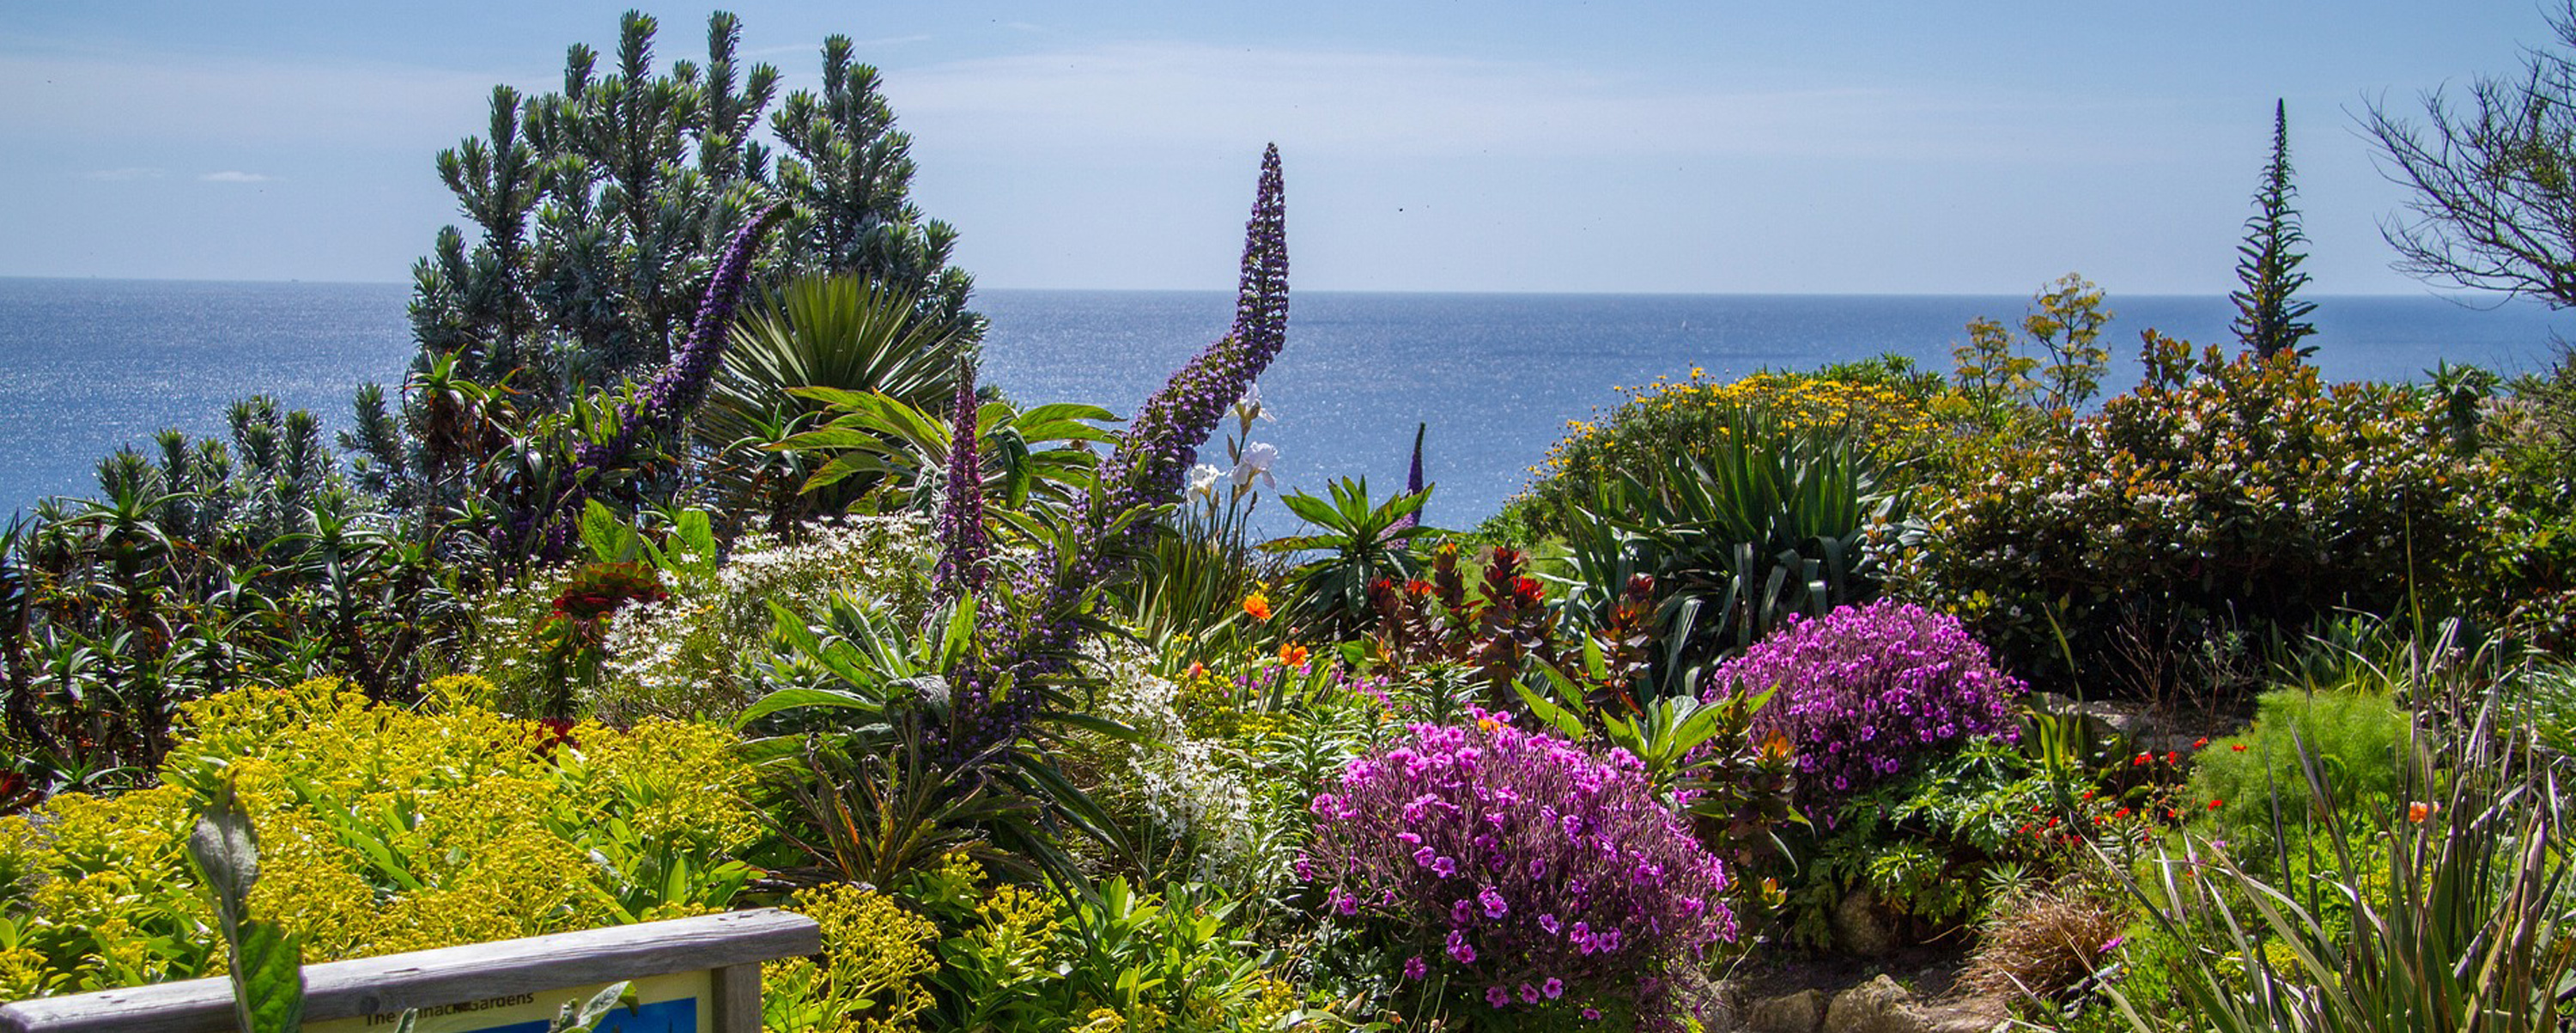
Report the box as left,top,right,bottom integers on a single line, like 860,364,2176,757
552,981,636,1033
234,921,307,1033
1516,676,1590,741
737,687,885,726
188,778,260,906
579,499,624,563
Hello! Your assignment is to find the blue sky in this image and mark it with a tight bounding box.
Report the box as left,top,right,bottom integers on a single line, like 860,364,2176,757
0,2,2560,295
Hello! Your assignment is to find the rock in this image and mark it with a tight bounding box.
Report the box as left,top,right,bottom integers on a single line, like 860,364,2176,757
1832,885,1899,957
1914,996,2010,1033
1745,988,1827,1033
1821,975,1926,1033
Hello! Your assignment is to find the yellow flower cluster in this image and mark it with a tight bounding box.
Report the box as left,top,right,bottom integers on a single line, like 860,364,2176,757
763,881,940,1033
1528,370,1941,492
0,677,762,997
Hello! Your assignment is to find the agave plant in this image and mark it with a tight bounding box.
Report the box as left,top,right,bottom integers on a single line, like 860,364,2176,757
1553,406,1907,697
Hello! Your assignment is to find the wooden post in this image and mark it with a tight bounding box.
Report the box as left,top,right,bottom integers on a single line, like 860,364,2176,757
0,908,819,1033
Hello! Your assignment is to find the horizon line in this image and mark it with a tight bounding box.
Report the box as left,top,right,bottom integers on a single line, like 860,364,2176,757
0,273,2505,302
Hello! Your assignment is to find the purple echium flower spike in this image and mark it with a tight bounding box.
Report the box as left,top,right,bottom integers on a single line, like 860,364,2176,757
1387,421,1428,534
934,359,990,599
578,203,791,474
531,203,788,559
945,144,1286,759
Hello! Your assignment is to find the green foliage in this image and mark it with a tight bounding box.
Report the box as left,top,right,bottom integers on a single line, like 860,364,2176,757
1774,736,2097,951
1552,406,1908,696
185,774,305,1033
1505,368,1940,536
1899,335,2500,696
3,399,465,780
738,588,1134,890
905,857,1313,1031
2233,100,2319,360
778,386,1113,527
2101,656,2576,1033
1951,274,2114,413
2188,689,2414,858
363,10,980,526
1261,477,1436,639
761,879,940,1031
2517,662,2576,756
695,275,977,531
0,678,761,999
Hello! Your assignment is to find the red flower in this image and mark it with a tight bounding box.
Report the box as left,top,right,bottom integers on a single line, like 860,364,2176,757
2133,753,2151,767
2231,743,2247,752
532,717,579,757
2208,798,2224,810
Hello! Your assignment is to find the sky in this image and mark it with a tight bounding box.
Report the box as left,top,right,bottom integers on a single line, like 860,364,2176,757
0,1,2565,295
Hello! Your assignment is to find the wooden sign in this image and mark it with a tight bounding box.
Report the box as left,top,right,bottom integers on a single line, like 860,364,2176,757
0,908,820,1033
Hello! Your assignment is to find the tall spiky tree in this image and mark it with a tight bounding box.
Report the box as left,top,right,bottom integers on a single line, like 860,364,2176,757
2232,100,2318,360
354,10,980,529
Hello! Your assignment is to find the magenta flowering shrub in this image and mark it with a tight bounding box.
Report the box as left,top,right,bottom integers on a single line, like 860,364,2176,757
1302,712,1735,1025
1702,599,2024,810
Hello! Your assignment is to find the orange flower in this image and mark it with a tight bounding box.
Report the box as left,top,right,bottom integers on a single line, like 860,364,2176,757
2408,800,2433,823
1279,641,1309,667
1184,661,1206,678
1242,591,1273,621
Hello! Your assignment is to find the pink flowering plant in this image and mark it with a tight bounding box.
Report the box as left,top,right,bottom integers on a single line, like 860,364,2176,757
1700,599,2025,814
1301,710,1736,1028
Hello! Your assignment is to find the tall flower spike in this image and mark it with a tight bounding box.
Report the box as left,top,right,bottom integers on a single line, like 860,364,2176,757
529,203,788,560
950,144,1287,759
577,202,791,474
1388,422,1427,533
934,359,989,599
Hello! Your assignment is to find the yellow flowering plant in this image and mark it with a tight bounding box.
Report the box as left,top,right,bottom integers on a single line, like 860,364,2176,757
0,677,764,998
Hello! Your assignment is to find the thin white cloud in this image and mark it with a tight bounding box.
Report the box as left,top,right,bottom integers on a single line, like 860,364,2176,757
85,167,164,180
0,49,497,147
198,171,271,182
881,42,2196,164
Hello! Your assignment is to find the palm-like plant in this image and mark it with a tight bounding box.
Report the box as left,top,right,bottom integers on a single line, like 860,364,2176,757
738,590,1134,888
1261,477,1437,639
696,273,975,528
776,388,1115,531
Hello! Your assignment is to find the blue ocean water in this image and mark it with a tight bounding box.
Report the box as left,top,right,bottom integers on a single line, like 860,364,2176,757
3,277,2571,526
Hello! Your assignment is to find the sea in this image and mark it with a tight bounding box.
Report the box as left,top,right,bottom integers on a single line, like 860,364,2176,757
3,276,2572,528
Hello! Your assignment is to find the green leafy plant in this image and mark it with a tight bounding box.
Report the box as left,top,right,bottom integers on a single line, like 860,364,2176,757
1261,477,1437,639
1555,406,1906,697
696,275,975,532
1900,335,2499,696
186,772,306,1033
2103,662,2576,1033
2188,688,2413,860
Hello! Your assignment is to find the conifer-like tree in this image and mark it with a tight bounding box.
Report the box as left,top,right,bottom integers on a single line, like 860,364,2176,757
2232,100,2318,360
354,9,979,524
